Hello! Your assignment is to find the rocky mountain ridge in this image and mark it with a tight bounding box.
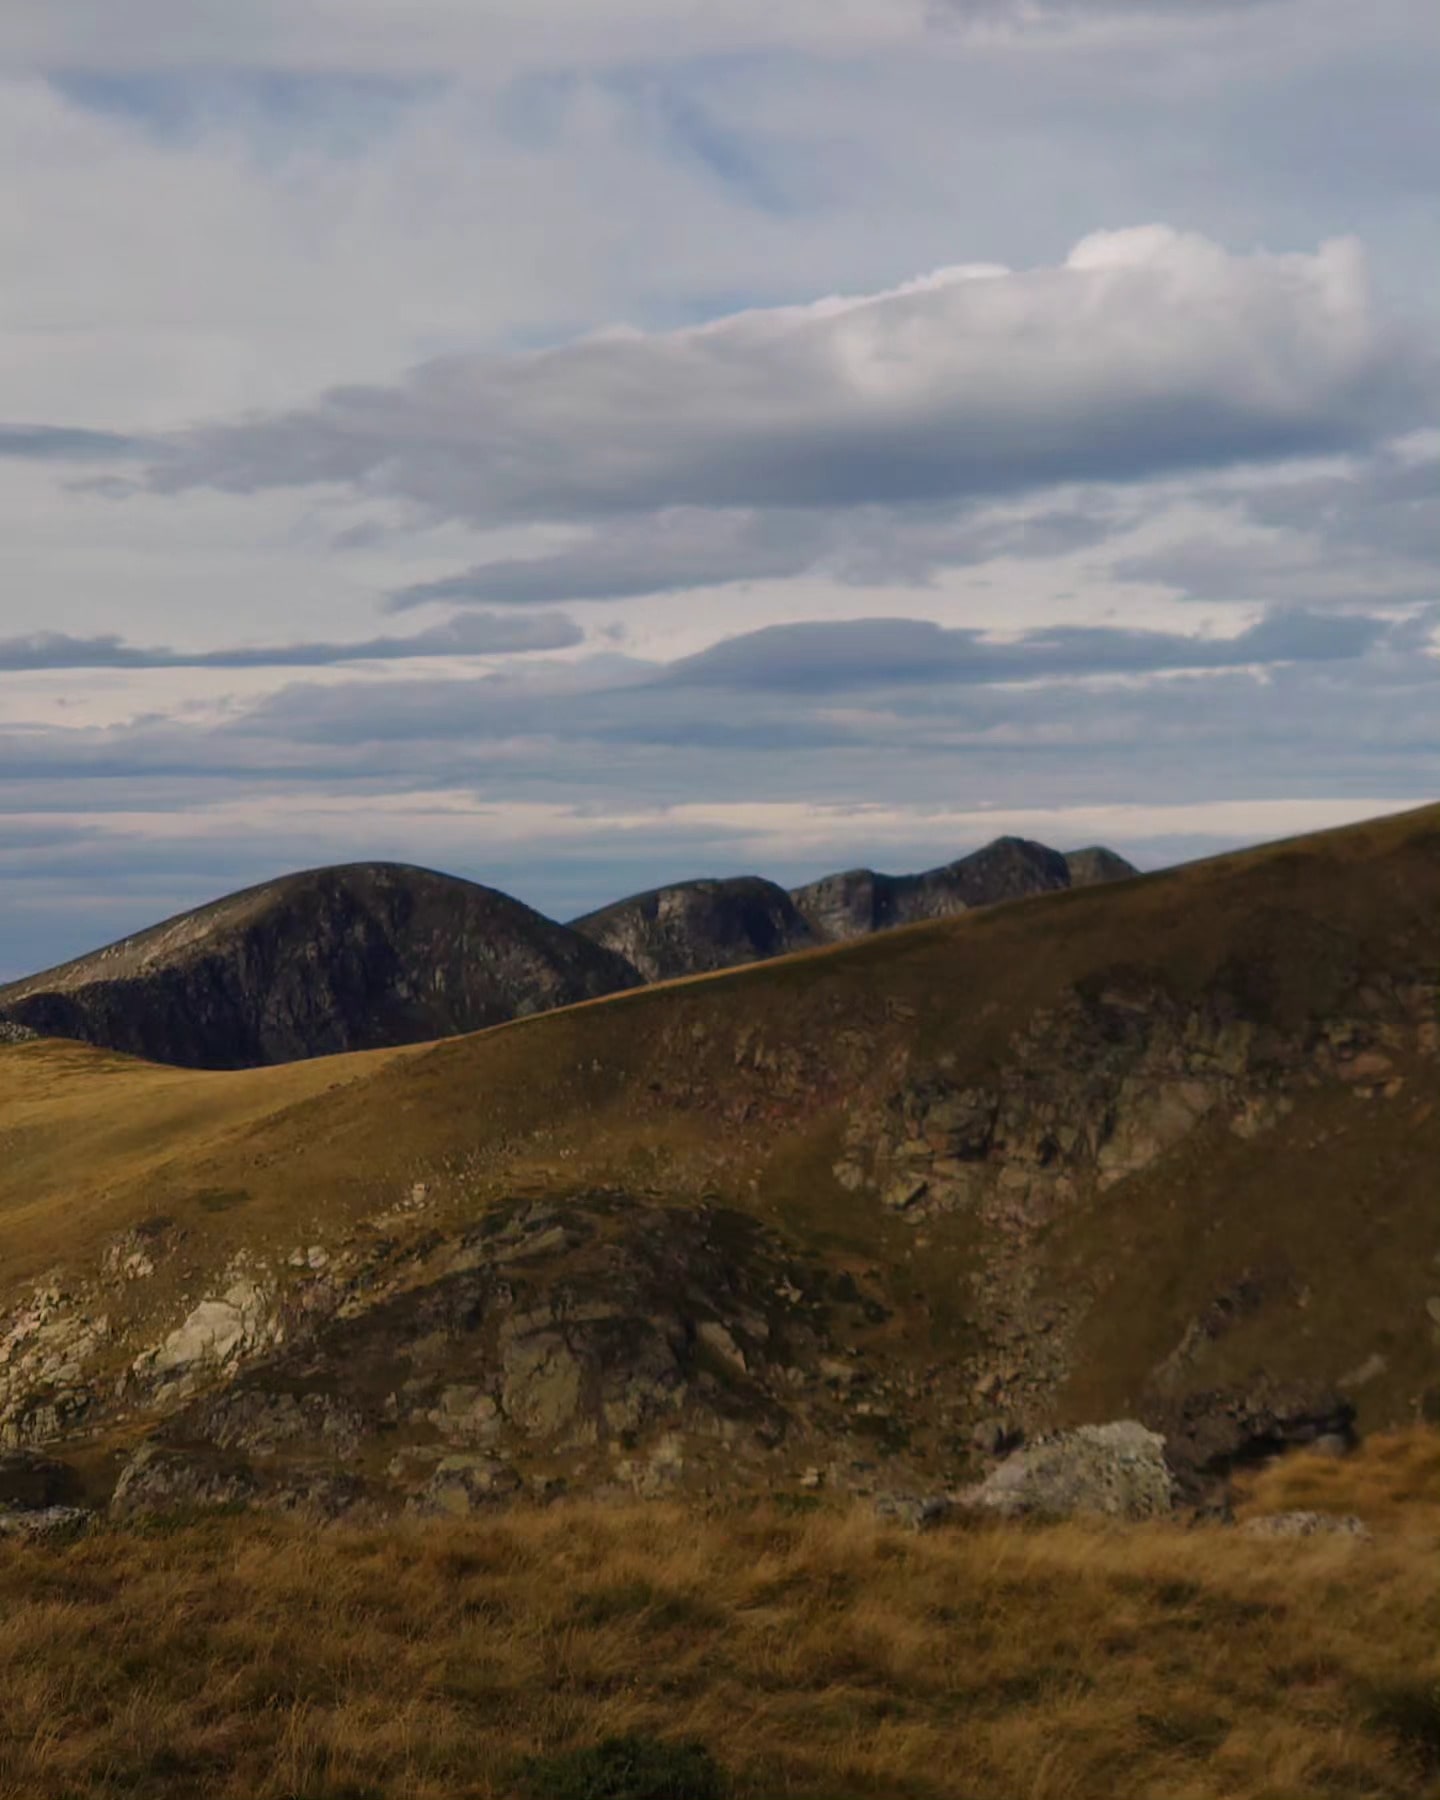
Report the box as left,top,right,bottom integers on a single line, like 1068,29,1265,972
574,835,1137,981
1,834,1136,1067
0,862,641,1070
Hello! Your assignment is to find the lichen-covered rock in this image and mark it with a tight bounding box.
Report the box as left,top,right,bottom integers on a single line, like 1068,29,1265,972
147,1275,275,1382
0,1506,89,1540
873,1492,953,1530
109,1445,258,1520
957,1421,1175,1521
407,1454,522,1516
1240,1511,1371,1541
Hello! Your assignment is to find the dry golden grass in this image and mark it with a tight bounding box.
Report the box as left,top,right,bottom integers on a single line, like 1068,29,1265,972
2,1435,1440,1799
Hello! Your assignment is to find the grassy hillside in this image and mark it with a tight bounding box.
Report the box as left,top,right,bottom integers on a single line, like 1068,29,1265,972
0,1428,1438,1799
1,801,1437,1493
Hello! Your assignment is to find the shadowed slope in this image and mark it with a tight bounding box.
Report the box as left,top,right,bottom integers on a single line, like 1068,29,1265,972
0,862,642,1069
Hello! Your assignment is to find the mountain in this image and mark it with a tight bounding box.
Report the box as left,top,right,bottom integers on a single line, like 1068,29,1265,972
0,833,1138,1068
0,862,641,1070
789,835,1112,943
572,837,1140,982
571,876,818,981
1,802,1435,1523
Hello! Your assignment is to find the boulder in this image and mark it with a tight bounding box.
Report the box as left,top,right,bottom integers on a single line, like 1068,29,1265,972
407,1454,522,1517
0,1506,89,1540
873,1492,953,1531
957,1421,1175,1521
109,1444,257,1520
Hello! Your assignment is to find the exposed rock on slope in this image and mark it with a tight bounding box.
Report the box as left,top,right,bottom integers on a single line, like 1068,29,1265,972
571,877,817,982
790,836,1126,943
0,862,641,1069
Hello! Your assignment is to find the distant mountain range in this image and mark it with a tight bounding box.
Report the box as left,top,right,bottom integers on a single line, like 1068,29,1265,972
0,835,1136,1067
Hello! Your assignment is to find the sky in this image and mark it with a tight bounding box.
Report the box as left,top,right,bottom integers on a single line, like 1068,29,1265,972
1,0,1438,978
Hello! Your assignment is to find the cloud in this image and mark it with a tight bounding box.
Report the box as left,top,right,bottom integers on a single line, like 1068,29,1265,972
0,0,1276,82
0,610,580,671
1112,435,1440,606
387,502,1121,610
0,423,143,460
150,230,1424,531
665,608,1390,690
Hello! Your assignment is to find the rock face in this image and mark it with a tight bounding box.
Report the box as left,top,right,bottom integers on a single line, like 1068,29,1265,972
957,1421,1176,1520
0,862,642,1068
88,1195,902,1520
572,877,817,983
791,837,1121,944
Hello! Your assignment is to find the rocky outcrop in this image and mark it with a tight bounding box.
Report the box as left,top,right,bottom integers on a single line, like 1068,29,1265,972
572,878,816,982
957,1421,1175,1520
1140,1383,1356,1508
0,862,643,1069
790,837,1096,944
85,1195,928,1520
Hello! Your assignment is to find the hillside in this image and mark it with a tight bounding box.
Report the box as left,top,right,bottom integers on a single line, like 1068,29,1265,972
0,802,1435,1524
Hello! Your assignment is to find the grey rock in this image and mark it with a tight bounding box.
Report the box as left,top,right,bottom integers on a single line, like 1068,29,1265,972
407,1454,522,1517
1240,1511,1371,1541
957,1420,1175,1521
109,1444,257,1520
873,1492,953,1530
0,1505,89,1540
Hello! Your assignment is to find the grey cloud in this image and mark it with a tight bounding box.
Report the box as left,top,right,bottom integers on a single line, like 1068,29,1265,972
387,502,1119,610
0,610,580,671
0,423,144,461
1113,439,1440,604
665,608,1388,691
150,232,1426,528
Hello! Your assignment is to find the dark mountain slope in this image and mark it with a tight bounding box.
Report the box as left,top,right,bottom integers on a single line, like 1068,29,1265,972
570,875,817,982
0,862,641,1069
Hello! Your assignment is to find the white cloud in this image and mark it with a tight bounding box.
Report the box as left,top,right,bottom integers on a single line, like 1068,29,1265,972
154,230,1423,528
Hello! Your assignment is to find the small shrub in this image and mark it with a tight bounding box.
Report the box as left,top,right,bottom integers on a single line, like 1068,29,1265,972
521,1733,728,1800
